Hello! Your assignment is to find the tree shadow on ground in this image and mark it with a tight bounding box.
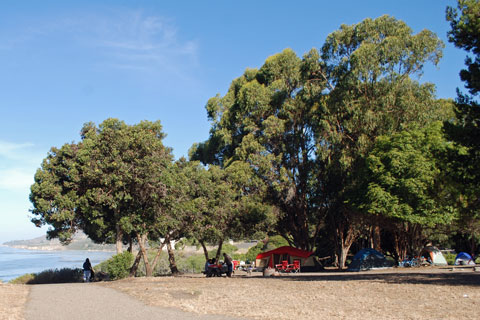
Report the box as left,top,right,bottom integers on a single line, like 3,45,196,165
268,269,480,287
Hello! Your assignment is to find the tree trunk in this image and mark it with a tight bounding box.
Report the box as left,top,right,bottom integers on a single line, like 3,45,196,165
127,234,133,253
335,219,357,270
136,233,153,277
373,225,381,251
129,250,142,277
116,224,123,254
200,240,209,260
215,239,223,262
166,240,179,275
470,235,477,258
338,246,350,271
151,238,167,272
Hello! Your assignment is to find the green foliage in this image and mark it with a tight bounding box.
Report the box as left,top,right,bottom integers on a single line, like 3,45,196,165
192,15,445,261
354,123,458,256
245,243,264,262
207,243,239,260
96,251,134,280
445,0,480,256
245,236,289,261
30,119,173,248
266,235,289,249
176,254,206,273
180,160,275,259
220,243,238,254
29,143,82,243
9,274,35,284
10,268,83,284
444,252,456,265
447,0,480,95
232,253,246,261
360,122,456,226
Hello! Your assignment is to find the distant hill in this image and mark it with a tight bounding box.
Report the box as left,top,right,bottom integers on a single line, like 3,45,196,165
3,232,116,251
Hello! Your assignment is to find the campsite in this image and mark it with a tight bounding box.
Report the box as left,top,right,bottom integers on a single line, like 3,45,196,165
97,267,480,320
2,1,480,319
2,263,480,320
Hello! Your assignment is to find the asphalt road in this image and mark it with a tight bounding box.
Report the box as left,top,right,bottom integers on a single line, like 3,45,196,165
25,283,242,320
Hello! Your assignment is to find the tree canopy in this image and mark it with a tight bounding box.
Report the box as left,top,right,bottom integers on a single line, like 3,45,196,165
444,0,480,255
191,15,446,267
29,8,480,272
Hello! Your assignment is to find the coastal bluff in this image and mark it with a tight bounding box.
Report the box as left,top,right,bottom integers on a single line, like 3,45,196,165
3,233,116,251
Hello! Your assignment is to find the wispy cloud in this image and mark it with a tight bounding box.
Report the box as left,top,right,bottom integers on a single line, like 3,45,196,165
0,140,42,191
1,9,199,83
65,10,199,80
0,168,34,191
0,141,34,160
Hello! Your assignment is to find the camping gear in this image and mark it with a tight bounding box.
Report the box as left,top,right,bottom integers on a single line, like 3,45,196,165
419,246,448,266
275,259,301,273
347,248,394,272
286,260,301,273
275,260,289,272
255,246,320,272
204,263,228,277
454,252,476,265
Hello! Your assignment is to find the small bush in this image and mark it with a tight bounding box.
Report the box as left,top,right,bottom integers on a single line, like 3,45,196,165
9,268,83,284
177,254,206,273
245,242,264,262
444,252,456,265
9,273,35,284
96,251,134,280
232,253,246,261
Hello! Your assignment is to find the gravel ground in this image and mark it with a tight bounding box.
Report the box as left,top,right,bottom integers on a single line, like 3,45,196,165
25,283,244,320
2,267,479,320
0,283,28,320
100,267,480,320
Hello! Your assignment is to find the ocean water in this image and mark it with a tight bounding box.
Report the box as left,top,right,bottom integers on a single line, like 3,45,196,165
0,246,114,282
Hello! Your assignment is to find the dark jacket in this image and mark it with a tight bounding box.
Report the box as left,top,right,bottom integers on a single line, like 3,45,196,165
83,261,92,271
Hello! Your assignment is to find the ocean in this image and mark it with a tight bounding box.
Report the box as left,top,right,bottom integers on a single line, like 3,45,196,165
0,246,115,282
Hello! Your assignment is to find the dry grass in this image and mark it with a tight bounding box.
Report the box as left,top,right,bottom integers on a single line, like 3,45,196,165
0,283,29,320
100,267,480,320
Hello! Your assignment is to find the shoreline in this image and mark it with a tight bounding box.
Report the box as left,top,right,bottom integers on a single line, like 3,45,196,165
2,244,116,252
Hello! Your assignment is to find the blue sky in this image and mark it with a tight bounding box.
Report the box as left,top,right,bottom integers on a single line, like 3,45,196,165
0,0,465,243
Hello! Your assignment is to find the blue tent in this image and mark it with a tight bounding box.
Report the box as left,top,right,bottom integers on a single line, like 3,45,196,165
454,252,476,265
348,248,394,272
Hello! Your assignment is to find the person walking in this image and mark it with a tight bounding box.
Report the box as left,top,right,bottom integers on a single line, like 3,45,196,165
83,258,93,282
223,253,233,277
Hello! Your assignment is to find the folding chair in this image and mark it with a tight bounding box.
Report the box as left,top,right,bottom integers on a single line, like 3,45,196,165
275,260,289,272
286,260,300,273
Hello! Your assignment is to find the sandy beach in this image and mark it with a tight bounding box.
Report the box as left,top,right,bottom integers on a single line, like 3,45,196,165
2,267,479,319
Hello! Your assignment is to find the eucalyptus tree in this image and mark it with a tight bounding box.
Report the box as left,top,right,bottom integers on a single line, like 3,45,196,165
191,48,325,251
445,0,480,255
355,122,457,261
319,15,445,267
182,160,275,261
192,15,445,268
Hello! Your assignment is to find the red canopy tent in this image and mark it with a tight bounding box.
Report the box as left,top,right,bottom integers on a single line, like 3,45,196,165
255,246,315,270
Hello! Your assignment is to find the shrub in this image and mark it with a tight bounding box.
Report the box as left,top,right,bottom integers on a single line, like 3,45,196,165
232,253,246,261
9,273,35,284
245,236,289,262
444,252,456,265
96,251,134,280
245,243,264,262
177,254,206,273
9,268,83,284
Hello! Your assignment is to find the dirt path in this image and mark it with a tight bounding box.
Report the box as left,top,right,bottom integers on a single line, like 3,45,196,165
25,283,244,320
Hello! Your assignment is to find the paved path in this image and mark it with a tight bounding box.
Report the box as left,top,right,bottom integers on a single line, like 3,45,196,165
26,283,241,320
